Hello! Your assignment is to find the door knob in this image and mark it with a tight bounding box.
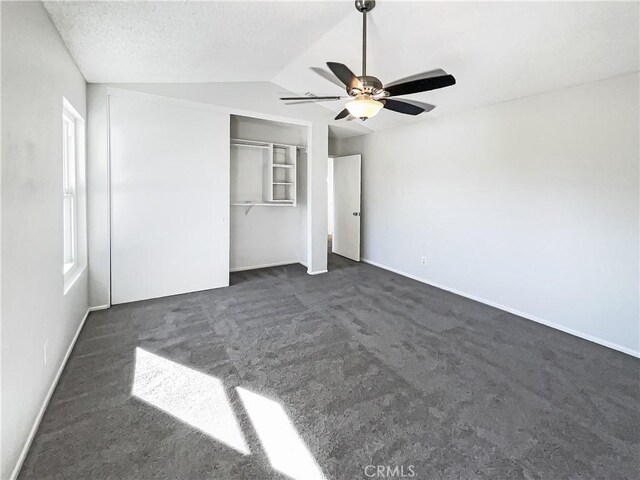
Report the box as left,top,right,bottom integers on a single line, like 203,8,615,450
352,212,360,216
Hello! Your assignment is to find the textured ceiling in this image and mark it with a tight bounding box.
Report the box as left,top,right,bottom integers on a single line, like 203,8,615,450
43,1,353,83
44,1,639,136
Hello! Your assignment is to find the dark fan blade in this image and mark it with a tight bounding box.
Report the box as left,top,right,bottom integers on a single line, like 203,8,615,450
383,99,425,115
383,99,436,115
280,96,344,101
403,99,436,113
386,69,447,88
334,108,350,120
386,74,456,97
326,62,362,90
310,67,345,89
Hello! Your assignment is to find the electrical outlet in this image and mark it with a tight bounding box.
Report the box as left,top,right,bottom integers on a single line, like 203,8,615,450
421,257,427,266
43,339,49,366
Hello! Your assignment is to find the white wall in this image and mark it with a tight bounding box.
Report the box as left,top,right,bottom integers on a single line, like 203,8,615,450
230,116,308,271
1,2,89,478
334,73,640,356
87,83,328,307
297,149,309,265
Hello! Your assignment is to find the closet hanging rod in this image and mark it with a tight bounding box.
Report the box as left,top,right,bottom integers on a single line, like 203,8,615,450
230,143,270,150
230,138,306,150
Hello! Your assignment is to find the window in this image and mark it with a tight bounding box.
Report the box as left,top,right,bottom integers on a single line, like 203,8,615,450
62,110,76,273
62,98,85,292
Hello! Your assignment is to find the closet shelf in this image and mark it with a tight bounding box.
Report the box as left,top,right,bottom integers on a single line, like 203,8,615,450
230,137,298,206
231,202,294,207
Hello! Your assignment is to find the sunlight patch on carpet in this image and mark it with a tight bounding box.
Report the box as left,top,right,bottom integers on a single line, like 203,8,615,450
132,347,250,455
237,386,326,480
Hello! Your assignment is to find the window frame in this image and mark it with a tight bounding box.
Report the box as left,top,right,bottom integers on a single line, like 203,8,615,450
62,97,86,293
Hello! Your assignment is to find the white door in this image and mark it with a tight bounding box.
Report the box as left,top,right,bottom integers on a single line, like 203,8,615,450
332,154,361,261
110,94,230,304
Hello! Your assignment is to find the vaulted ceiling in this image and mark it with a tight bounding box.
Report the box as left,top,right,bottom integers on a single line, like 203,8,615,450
44,1,639,137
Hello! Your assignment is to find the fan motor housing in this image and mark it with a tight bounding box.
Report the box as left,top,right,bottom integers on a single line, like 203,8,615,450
349,75,386,97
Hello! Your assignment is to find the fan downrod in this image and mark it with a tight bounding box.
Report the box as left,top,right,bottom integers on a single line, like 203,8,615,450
355,0,375,13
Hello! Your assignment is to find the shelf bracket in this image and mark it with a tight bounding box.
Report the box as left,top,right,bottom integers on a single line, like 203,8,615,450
244,204,255,215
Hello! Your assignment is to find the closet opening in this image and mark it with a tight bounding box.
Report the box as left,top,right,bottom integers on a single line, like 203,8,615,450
229,115,309,280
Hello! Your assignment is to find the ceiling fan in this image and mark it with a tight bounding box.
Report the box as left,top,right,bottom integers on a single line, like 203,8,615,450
280,0,456,121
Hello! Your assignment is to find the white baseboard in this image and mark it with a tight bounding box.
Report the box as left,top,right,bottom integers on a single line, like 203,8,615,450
230,261,300,273
362,258,640,358
307,269,328,276
9,306,96,480
89,304,109,311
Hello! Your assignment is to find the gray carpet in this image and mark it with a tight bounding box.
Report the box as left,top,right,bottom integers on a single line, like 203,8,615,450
19,253,639,479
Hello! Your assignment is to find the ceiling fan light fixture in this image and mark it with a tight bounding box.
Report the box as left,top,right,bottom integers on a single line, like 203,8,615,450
280,1,455,121
345,95,383,120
